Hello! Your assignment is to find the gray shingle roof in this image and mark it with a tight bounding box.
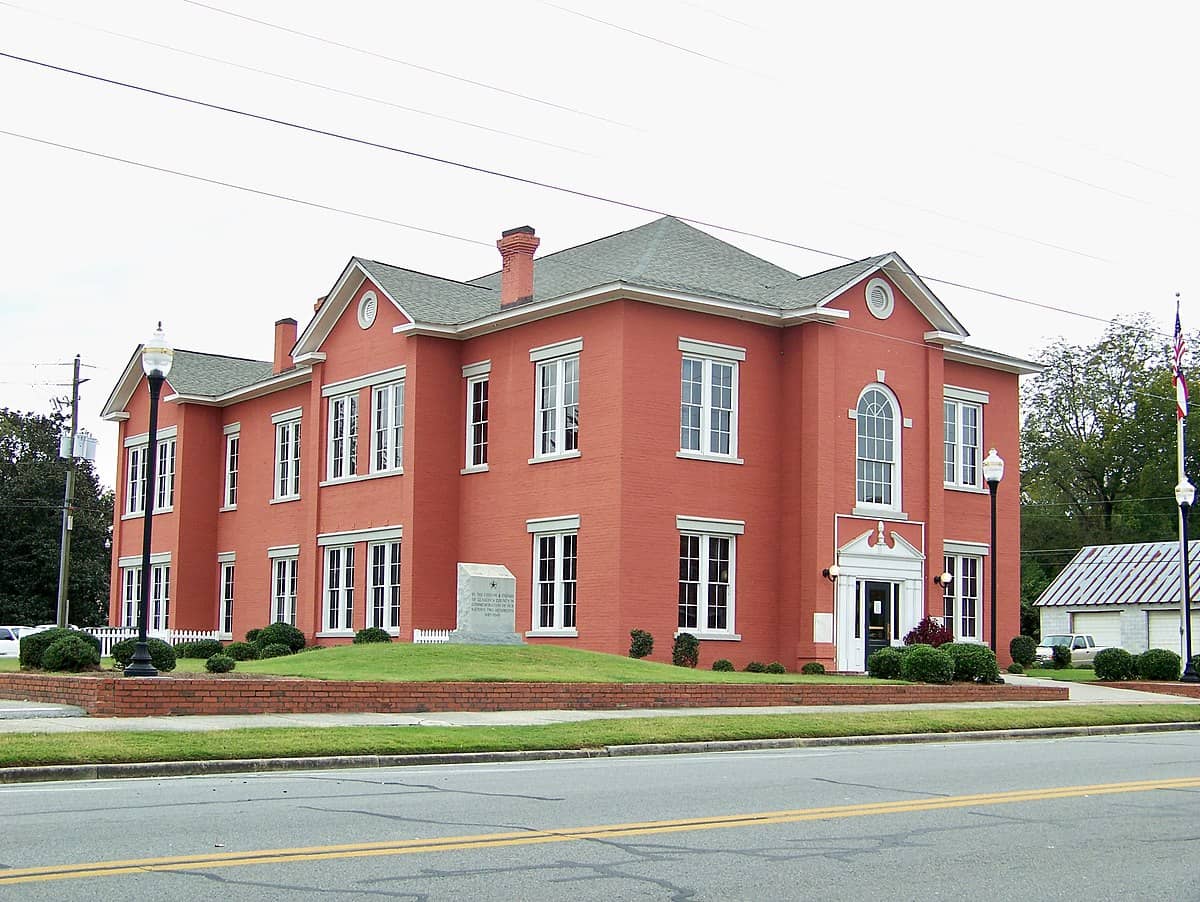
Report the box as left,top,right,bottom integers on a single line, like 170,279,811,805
1035,541,1200,608
354,217,889,326
167,349,274,398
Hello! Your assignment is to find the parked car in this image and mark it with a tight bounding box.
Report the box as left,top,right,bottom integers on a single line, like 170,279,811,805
1035,634,1111,666
0,626,36,658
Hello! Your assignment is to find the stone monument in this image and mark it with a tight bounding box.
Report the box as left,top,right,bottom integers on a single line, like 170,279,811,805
448,562,523,645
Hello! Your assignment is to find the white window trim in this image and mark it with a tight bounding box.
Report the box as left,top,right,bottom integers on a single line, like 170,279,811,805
326,392,359,482
320,469,403,488
367,538,403,634
218,560,235,639
679,350,741,461
271,407,303,425
943,394,984,490
855,383,902,513
222,429,240,511
267,544,300,559
321,544,356,634
529,336,583,363
944,385,990,405
273,415,302,501
271,554,299,625
369,380,405,475
462,359,492,378
118,552,172,568
526,523,579,638
532,352,580,462
945,539,990,557
677,337,746,362
528,514,582,534
675,515,744,536
119,560,171,631
321,364,407,398
318,525,403,546
123,435,176,519
123,424,178,447
942,552,983,642
465,370,489,472
676,526,740,640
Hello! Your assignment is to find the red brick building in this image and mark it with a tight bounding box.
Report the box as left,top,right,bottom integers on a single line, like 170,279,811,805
101,217,1035,670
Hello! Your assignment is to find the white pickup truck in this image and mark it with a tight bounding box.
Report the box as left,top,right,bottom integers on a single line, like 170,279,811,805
1035,634,1111,666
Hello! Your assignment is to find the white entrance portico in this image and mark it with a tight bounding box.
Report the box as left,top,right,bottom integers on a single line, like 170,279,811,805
833,522,926,672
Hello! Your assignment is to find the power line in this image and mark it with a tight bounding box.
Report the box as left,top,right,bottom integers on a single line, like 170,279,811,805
179,0,635,129
0,48,1170,338
0,0,590,157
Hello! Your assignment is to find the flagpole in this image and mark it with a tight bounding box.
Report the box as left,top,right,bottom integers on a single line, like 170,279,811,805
1175,294,1198,682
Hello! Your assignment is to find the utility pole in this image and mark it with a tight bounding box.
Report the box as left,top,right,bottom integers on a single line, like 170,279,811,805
56,355,82,628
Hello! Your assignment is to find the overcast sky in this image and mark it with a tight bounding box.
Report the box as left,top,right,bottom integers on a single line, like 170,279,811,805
2,0,1196,488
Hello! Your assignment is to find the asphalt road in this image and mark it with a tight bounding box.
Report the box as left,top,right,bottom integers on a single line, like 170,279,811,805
2,732,1199,901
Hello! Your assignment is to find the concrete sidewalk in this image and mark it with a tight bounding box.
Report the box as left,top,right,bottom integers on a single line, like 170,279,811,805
0,675,1195,734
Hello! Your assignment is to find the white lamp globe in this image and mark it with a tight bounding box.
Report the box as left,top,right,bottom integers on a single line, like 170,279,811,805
141,322,174,379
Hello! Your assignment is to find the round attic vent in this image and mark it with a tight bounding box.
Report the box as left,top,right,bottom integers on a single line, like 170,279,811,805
865,278,894,320
357,291,378,329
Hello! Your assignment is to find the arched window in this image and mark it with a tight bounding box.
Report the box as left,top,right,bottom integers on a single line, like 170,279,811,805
856,385,899,508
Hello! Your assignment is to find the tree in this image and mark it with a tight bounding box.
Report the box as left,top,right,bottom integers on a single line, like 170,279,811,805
1021,314,1200,595
0,407,112,626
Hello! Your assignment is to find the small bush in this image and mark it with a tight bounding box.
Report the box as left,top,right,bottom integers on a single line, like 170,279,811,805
672,632,699,668
1138,648,1181,681
224,641,259,661
765,662,786,674
801,662,826,675
254,622,305,653
20,628,100,669
942,642,1000,683
1191,655,1200,677
174,638,224,659
110,637,177,672
354,627,392,644
744,661,767,673
1007,662,1024,674
903,616,953,648
711,658,734,672
900,644,954,684
259,642,292,659
867,647,903,680
1009,635,1037,668
629,629,654,659
1094,647,1138,681
42,635,100,672
1051,644,1072,669
205,654,235,673
245,628,261,644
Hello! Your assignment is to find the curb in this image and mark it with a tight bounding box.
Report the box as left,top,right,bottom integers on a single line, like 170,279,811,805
2,721,1199,784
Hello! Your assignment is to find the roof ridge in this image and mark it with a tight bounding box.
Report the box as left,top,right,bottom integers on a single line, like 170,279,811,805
357,257,494,293
173,348,271,365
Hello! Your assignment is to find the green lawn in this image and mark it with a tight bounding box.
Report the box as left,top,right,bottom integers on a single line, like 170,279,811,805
1,704,1198,768
1026,668,1099,682
0,659,16,672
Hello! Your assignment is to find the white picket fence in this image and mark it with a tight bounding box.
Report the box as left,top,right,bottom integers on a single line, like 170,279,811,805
412,628,451,644
85,627,223,657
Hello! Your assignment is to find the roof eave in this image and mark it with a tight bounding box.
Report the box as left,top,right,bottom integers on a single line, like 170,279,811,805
944,344,1043,375
162,365,313,407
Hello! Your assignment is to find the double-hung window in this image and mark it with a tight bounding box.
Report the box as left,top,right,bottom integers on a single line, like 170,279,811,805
855,385,900,509
270,548,299,625
368,540,402,632
463,360,490,471
155,439,176,510
124,425,177,516
527,516,579,635
942,550,983,641
530,338,582,461
223,424,239,509
273,409,302,501
327,394,358,480
125,445,147,516
944,387,987,489
120,555,171,631
678,338,744,461
676,516,743,638
218,554,235,637
323,545,355,632
371,381,405,473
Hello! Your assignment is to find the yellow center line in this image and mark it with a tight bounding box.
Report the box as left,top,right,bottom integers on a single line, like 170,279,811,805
4,775,1199,885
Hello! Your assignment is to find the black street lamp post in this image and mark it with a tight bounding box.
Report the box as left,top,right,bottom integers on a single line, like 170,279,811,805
983,448,1005,654
125,324,173,677
1178,480,1198,683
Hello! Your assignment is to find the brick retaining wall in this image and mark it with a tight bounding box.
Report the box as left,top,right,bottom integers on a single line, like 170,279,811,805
0,674,1067,717
1096,681,1200,699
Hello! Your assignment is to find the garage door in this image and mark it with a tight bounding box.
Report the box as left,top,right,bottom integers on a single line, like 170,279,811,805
1148,609,1200,652
1071,612,1121,647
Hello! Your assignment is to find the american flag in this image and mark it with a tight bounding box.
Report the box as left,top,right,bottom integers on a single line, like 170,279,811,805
1176,297,1188,421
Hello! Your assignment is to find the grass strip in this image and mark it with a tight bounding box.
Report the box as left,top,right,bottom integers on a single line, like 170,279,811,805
2,705,1197,767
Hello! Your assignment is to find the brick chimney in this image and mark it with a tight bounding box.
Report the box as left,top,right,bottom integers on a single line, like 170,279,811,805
273,318,297,374
497,225,540,308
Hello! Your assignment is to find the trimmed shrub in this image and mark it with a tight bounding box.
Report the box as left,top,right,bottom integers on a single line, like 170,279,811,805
765,662,786,674
259,642,291,659
42,635,100,672
353,627,392,644
903,616,953,648
711,658,734,672
205,654,235,673
254,622,305,653
801,662,826,675
224,641,259,661
174,639,224,659
744,661,767,673
672,632,699,668
245,628,261,644
1192,655,1200,677
1138,648,1181,681
942,642,1000,683
629,629,654,659
1094,647,1138,681
867,647,903,680
900,644,954,684
20,628,100,669
1051,644,1072,669
1009,635,1037,668
110,637,177,672
1007,662,1024,674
